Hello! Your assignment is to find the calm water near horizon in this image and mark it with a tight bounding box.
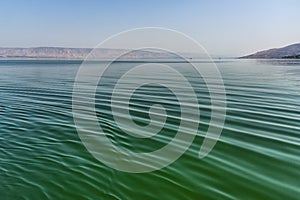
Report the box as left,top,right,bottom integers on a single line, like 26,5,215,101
1,59,300,199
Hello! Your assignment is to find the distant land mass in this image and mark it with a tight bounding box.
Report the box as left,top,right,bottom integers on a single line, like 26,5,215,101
0,47,179,60
240,43,300,59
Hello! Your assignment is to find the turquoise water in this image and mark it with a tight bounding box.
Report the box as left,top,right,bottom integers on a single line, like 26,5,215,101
1,59,300,199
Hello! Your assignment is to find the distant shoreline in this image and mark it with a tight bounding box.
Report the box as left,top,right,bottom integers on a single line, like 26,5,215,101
239,43,300,59
1,44,300,60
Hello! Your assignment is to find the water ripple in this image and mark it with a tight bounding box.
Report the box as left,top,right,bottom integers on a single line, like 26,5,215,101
1,60,300,199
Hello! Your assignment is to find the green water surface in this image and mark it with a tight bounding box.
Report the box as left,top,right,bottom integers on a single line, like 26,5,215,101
0,59,299,199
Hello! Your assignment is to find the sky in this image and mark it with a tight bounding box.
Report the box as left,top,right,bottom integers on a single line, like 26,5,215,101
0,0,299,57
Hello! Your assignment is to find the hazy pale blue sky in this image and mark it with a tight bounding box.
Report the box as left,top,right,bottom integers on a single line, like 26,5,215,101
0,0,299,56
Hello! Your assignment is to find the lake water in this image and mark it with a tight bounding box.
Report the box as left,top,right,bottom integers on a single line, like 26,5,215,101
1,59,300,199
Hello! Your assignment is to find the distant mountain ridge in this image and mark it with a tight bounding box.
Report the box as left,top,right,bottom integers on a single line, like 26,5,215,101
0,47,178,60
240,43,300,59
